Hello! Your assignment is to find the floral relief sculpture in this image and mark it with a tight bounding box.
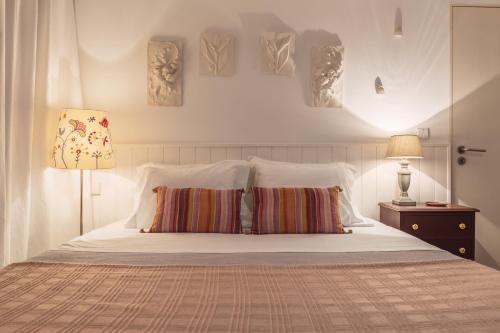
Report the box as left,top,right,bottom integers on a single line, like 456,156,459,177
311,45,344,108
260,32,295,76
148,40,183,106
200,32,234,76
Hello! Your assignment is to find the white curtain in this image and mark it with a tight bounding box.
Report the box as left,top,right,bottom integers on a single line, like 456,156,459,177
0,0,82,266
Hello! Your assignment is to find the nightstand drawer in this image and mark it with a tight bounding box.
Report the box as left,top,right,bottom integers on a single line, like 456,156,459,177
401,214,474,238
424,238,475,260
379,203,478,260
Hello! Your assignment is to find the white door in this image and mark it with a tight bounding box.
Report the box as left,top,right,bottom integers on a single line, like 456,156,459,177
452,6,500,269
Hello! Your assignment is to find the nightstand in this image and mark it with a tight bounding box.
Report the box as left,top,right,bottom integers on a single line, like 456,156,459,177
379,202,479,260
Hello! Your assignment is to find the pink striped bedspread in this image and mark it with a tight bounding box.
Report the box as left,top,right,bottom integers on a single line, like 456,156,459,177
1,258,500,332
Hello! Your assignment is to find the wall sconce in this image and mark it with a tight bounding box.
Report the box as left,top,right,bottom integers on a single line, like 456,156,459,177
394,8,403,38
375,76,385,94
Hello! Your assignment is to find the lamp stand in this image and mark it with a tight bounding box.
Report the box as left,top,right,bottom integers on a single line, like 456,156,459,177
79,169,83,236
392,159,416,206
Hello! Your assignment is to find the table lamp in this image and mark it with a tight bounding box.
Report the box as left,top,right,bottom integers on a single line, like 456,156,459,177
386,134,423,206
50,108,115,235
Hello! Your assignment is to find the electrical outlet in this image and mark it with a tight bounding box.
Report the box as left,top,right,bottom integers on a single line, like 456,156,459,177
417,128,430,140
91,181,101,196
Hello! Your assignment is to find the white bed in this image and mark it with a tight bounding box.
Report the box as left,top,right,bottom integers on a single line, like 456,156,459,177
58,218,440,254
5,147,500,332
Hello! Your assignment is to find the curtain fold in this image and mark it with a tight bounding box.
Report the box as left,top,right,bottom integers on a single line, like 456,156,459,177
0,0,83,266
0,0,6,266
0,0,39,265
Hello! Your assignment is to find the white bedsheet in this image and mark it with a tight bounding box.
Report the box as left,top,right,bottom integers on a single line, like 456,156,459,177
58,219,441,253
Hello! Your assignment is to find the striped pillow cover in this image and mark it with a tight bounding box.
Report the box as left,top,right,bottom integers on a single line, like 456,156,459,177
251,187,346,234
149,187,244,233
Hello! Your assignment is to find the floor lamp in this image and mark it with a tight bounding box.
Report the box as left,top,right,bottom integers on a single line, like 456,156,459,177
50,108,115,235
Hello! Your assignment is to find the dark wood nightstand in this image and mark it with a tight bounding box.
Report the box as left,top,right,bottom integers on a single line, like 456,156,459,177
379,202,479,260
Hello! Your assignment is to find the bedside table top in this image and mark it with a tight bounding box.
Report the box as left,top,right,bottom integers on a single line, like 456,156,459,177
379,202,479,212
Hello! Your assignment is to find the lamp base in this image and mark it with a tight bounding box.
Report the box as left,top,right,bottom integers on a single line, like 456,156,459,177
392,198,416,206
393,159,416,206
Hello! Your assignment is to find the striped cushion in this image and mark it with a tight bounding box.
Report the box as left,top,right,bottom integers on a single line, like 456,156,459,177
149,187,244,233
251,187,346,234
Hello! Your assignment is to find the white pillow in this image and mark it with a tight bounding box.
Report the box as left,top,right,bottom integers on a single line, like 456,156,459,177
125,160,251,229
249,157,370,227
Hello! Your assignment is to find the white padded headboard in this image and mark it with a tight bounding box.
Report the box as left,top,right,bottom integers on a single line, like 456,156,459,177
88,143,450,230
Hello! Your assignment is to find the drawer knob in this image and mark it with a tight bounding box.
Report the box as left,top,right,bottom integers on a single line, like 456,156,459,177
459,223,466,230
411,224,419,231
459,247,466,254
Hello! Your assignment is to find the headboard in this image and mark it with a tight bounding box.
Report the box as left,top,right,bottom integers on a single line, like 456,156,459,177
88,143,450,229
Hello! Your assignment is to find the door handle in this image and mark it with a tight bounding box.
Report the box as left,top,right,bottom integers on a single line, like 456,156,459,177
457,145,487,154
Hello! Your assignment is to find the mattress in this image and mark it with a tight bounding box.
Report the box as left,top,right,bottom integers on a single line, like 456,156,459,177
56,218,440,253
30,218,456,266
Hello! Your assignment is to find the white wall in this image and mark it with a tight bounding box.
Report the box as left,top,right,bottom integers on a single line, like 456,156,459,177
74,0,452,144
48,0,500,249
33,0,500,265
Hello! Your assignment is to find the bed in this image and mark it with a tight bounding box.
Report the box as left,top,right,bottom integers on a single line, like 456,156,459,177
1,219,499,332
2,154,500,332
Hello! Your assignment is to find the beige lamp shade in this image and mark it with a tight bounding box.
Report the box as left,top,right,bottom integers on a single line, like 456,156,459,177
386,135,423,159
50,109,115,169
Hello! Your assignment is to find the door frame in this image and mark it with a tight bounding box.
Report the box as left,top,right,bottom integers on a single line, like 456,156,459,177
450,4,500,202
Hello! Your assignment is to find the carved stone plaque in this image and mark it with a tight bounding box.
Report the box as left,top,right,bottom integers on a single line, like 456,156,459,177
311,45,344,108
200,32,235,76
148,40,183,106
260,32,295,76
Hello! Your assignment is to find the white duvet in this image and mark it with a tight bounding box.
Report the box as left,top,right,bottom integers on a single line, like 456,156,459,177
58,219,440,254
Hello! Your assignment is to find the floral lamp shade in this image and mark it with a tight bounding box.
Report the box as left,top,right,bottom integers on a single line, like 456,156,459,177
50,109,115,169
